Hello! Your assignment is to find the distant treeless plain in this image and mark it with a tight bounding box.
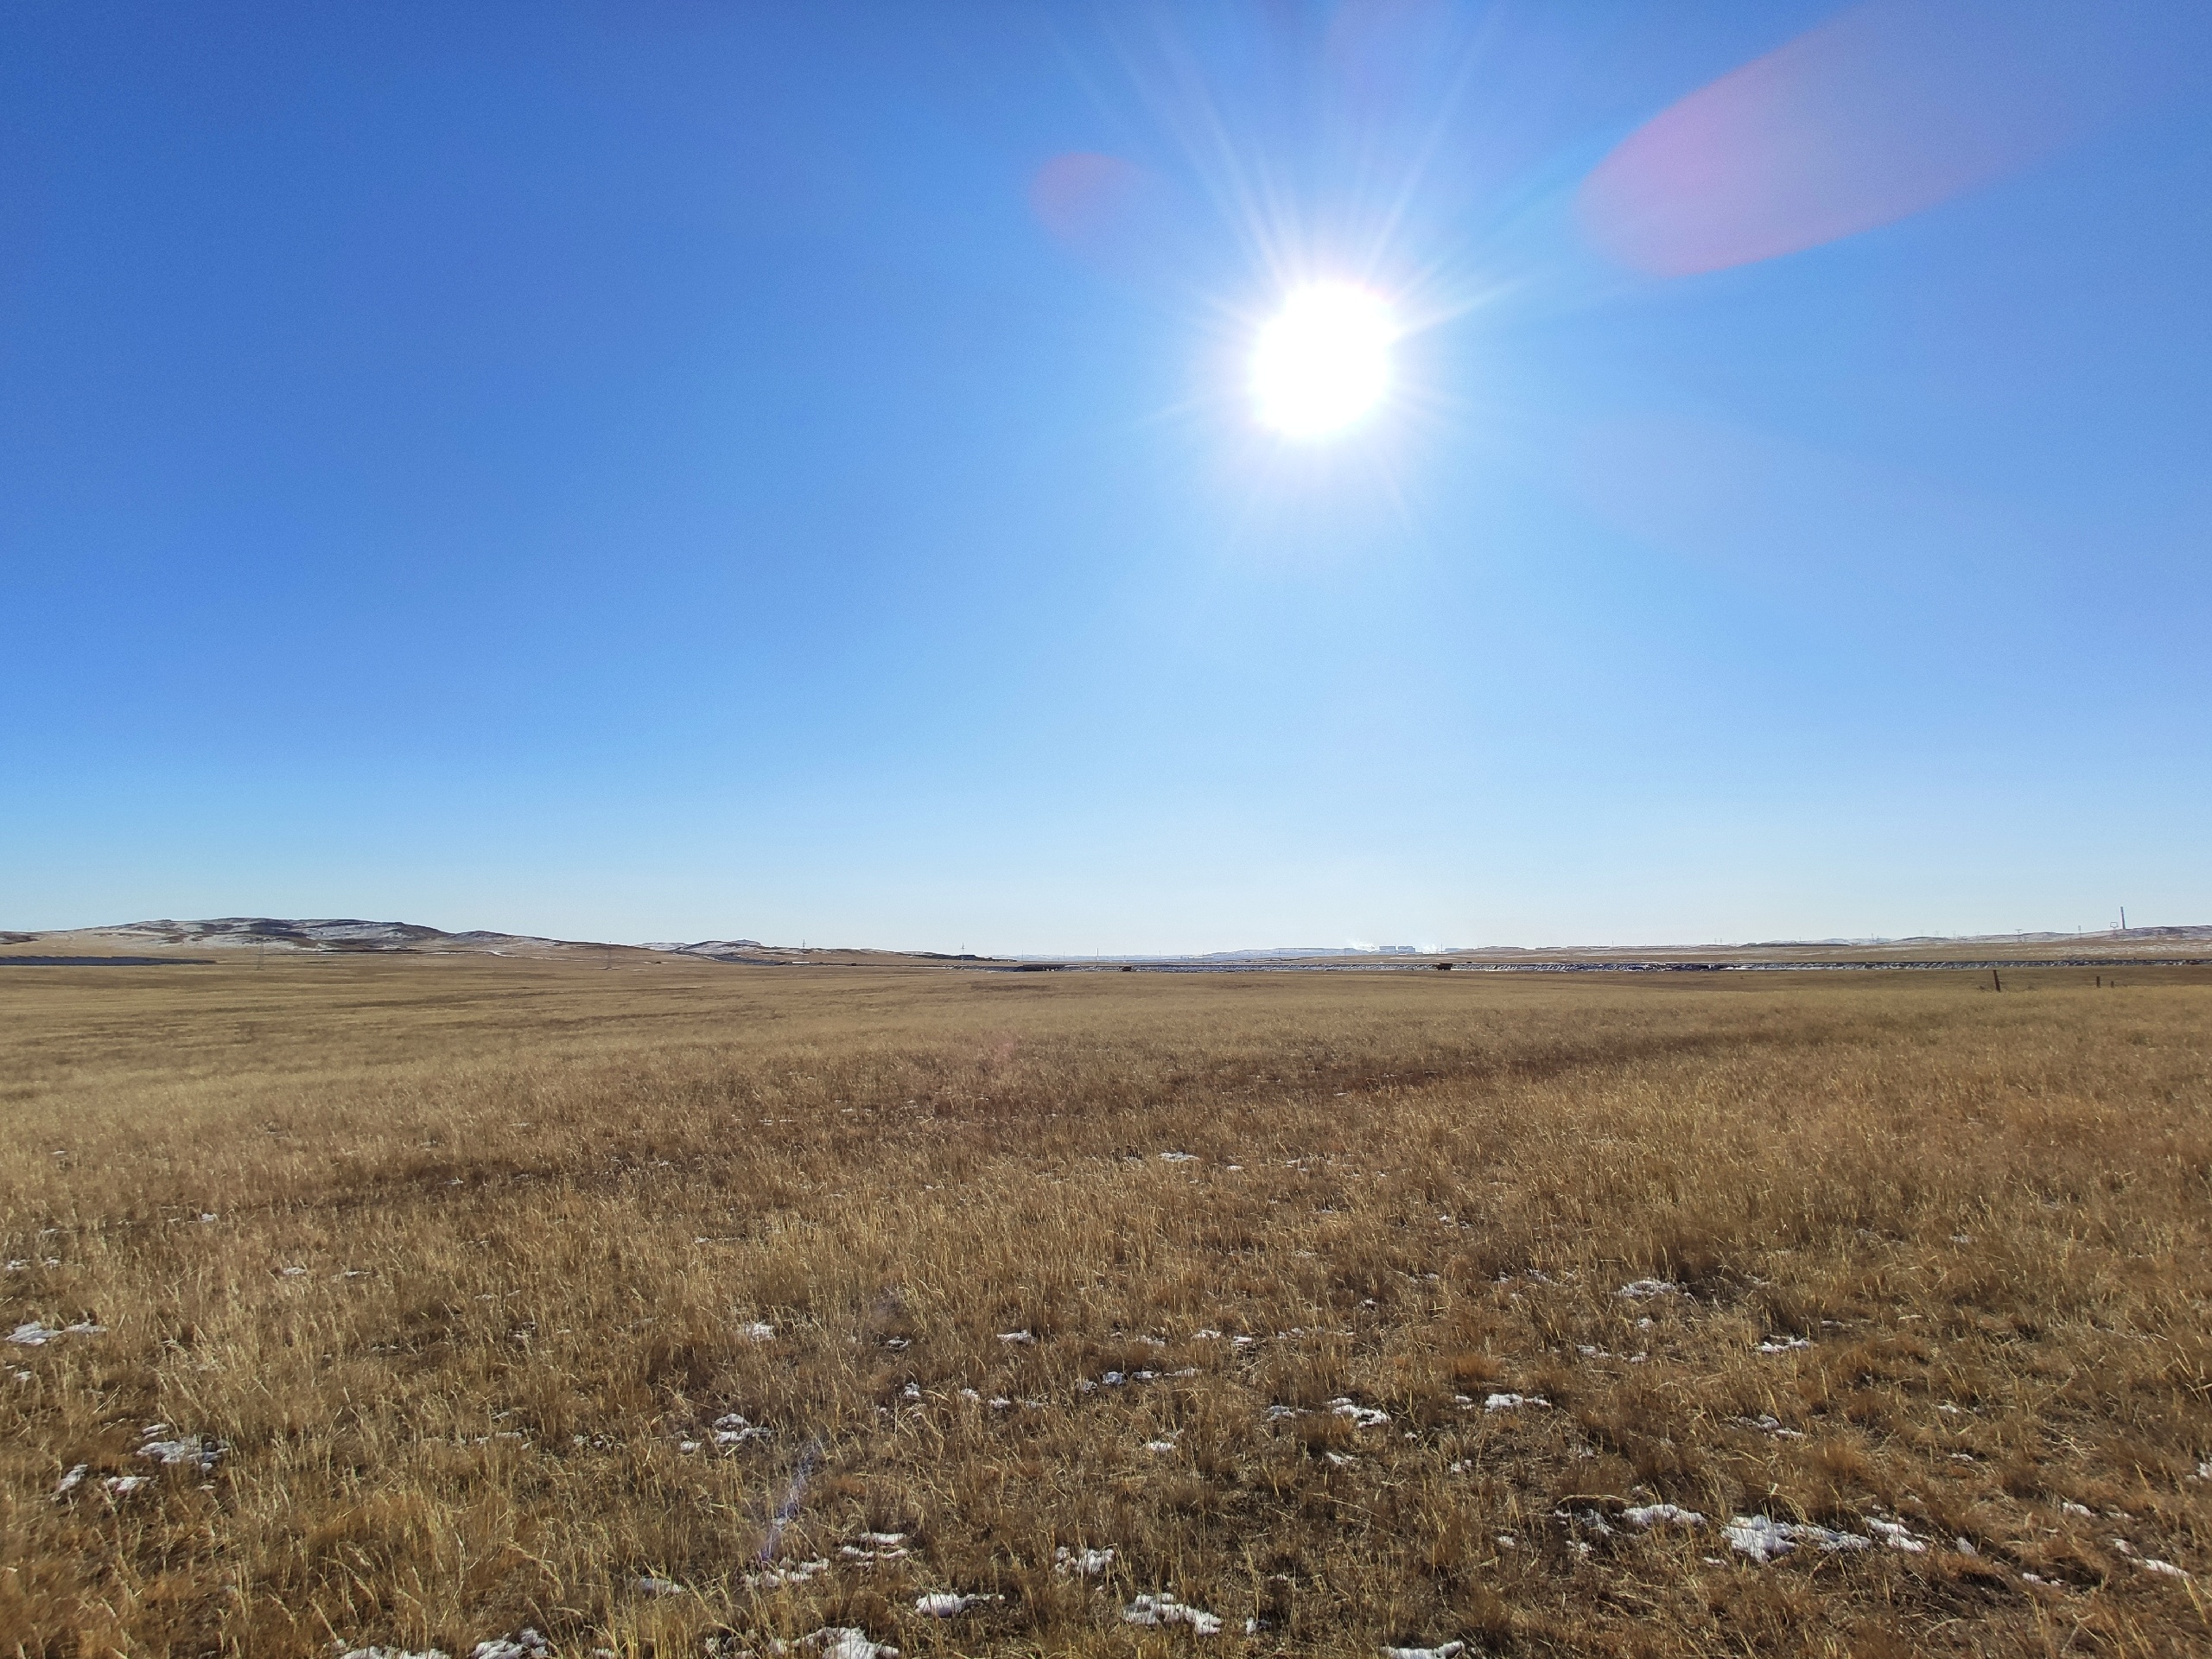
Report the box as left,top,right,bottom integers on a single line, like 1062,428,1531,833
3,955,2208,1656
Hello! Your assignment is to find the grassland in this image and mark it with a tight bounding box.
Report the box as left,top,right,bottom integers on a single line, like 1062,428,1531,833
3,957,2209,1657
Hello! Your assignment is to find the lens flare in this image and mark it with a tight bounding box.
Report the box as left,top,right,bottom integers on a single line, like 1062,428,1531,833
1250,282,1395,438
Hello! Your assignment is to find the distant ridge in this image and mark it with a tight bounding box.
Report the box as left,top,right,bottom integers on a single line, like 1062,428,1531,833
0,919,955,966
1,917,594,957
2,918,2206,965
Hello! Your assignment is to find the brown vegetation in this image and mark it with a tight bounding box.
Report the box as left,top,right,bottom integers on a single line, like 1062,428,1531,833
3,957,2209,1656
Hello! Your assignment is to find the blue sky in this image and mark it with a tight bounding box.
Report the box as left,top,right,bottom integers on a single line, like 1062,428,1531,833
4,1,2208,951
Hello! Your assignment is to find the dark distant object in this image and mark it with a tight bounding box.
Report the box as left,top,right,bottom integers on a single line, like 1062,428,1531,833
1121,965,1135,972
1009,963,1065,973
1434,962,1453,970
0,956,214,967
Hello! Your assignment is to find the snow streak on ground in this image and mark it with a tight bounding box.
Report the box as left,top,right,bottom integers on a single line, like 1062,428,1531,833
912,1592,997,1617
1483,1392,1548,1412
1122,1593,1223,1635
1623,1503,1706,1529
1725,1516,1873,1562
8,1319,105,1344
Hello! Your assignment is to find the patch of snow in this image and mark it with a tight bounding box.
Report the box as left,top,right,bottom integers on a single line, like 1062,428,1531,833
54,1463,88,1497
1757,1337,1813,1354
1617,1280,1681,1300
796,1631,897,1659
1329,1398,1389,1428
1723,1516,1793,1563
1381,1643,1465,1658
1143,1440,1178,1453
2061,1501,2094,1517
1725,1516,1871,1562
913,1592,997,1617
839,1540,908,1564
713,1413,770,1446
1624,1503,1705,1529
1483,1393,1547,1412
340,1649,449,1659
740,1322,775,1343
1799,1523,1872,1554
1732,1414,1805,1440
634,1575,686,1596
139,1436,220,1471
746,1558,831,1588
104,1474,151,1496
1122,1594,1223,1636
2143,1558,2190,1580
996,1330,1034,1344
1055,1546,1113,1578
1865,1518,1928,1553
1160,1152,1198,1162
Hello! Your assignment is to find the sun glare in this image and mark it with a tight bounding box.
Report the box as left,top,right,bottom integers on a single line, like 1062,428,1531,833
1250,282,1395,439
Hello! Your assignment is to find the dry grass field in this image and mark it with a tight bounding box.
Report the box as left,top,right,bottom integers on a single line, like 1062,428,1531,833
3,957,2209,1658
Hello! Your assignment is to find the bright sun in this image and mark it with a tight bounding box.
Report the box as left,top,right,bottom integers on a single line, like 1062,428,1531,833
1250,281,1395,438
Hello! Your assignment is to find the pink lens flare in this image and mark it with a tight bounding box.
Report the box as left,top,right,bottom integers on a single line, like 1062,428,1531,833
1579,0,2155,277
1029,151,1151,256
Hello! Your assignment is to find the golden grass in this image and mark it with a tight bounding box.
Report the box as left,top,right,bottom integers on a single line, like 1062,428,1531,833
3,957,2209,1657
